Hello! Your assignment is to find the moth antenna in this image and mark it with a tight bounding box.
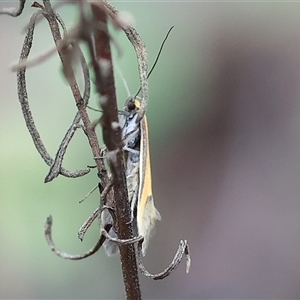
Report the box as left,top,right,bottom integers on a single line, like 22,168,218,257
87,60,131,114
87,105,128,116
134,26,174,98
114,59,131,97
87,105,102,112
88,25,174,115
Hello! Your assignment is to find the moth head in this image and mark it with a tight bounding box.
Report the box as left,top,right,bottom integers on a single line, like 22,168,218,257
124,96,140,115
120,96,141,139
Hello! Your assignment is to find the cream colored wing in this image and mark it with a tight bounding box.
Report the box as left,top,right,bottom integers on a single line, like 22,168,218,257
137,115,161,256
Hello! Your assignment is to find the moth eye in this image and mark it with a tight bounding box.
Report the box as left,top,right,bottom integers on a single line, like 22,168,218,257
127,101,136,111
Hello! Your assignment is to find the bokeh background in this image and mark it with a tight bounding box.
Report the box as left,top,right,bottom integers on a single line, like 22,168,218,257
2,1,300,299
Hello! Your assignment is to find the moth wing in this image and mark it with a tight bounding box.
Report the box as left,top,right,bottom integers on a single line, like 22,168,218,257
137,115,161,255
102,210,119,256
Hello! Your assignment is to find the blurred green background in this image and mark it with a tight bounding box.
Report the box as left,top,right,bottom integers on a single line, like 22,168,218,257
2,1,300,299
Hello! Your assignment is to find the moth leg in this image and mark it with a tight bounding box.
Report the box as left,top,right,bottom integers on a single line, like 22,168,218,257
123,146,139,154
101,204,143,255
78,178,114,241
137,239,191,280
100,146,107,158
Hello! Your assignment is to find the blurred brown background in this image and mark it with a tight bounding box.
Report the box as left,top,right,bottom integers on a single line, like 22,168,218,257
1,1,300,299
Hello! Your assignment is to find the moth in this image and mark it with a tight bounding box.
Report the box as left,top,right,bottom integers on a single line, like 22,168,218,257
103,96,161,256
102,27,175,257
